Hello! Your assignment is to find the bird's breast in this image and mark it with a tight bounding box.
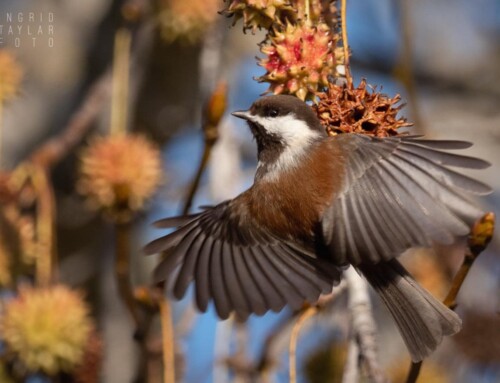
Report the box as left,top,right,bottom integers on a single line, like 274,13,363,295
245,140,345,244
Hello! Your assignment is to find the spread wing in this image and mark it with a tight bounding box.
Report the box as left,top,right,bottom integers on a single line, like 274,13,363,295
145,201,341,319
322,134,491,266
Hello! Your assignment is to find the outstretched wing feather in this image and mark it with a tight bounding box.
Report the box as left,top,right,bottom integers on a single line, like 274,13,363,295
323,135,490,265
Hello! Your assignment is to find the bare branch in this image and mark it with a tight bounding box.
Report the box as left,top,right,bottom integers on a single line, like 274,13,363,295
406,212,495,383
289,306,318,383
342,267,386,383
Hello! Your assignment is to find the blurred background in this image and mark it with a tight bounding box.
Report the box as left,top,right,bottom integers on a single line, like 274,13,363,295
0,0,499,382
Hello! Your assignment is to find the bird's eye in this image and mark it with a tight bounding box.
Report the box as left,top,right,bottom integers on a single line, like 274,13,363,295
268,109,279,118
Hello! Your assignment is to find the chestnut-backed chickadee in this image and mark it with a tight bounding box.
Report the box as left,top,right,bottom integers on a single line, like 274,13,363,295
145,95,491,362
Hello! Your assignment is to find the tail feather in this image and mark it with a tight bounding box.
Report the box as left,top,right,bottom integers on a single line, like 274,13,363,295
359,259,461,362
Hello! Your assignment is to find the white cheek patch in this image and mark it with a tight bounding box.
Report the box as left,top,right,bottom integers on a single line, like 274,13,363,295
251,114,320,143
250,114,321,179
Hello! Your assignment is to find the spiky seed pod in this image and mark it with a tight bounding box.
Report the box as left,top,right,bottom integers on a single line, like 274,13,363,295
0,285,93,376
0,50,22,102
258,22,336,101
225,0,296,32
77,134,162,223
159,0,219,43
290,0,325,23
314,80,412,136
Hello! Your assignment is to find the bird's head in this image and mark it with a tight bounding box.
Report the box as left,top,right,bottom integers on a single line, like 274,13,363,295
232,95,326,179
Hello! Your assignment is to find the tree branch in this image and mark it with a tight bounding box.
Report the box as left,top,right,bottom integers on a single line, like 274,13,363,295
30,72,112,169
342,267,386,383
406,212,495,383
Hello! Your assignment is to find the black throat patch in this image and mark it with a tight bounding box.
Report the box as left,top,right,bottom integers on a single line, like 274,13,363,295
248,121,286,179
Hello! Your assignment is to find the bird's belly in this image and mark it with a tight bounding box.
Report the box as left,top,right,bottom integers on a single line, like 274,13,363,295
247,182,333,245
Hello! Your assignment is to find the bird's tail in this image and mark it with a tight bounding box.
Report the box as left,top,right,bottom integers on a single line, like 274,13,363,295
358,259,461,362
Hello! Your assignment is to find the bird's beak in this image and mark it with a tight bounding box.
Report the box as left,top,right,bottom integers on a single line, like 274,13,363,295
231,110,253,121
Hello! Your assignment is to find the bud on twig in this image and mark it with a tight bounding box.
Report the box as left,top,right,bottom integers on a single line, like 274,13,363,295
203,81,228,145
468,212,495,256
443,211,495,310
182,82,228,215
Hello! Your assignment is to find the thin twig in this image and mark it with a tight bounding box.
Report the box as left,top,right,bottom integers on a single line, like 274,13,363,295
405,362,422,383
289,306,317,383
159,297,176,383
115,222,141,327
182,143,214,215
254,282,348,379
110,25,139,330
228,309,302,381
182,82,227,215
111,29,132,136
8,164,58,285
32,166,57,286
395,0,424,132
29,72,112,168
340,0,352,88
442,212,494,310
405,212,495,383
185,24,227,213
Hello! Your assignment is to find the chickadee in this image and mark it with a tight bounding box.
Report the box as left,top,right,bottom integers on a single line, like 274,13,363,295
145,95,491,362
